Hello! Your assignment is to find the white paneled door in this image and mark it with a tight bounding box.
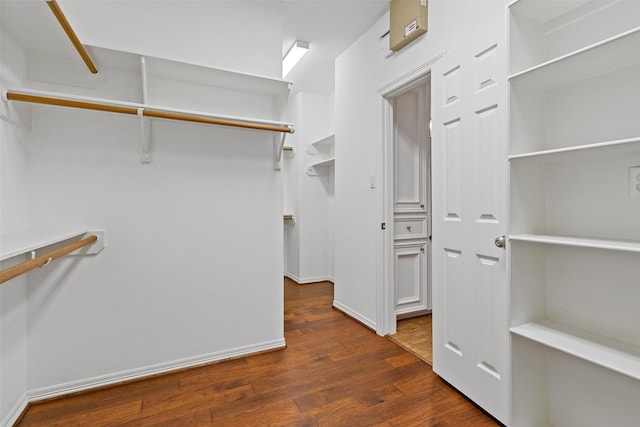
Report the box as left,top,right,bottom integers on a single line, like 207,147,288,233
393,81,430,317
431,25,508,423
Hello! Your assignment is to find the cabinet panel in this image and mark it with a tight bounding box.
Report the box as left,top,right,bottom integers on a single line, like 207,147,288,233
394,87,428,213
394,243,427,316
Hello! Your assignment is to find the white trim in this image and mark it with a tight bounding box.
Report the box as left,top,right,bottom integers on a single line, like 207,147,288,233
332,300,377,331
375,54,443,337
285,272,334,284
2,392,28,427
26,338,285,403
377,52,445,97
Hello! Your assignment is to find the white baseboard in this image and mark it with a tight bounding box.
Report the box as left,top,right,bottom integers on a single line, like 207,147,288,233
332,300,376,330
285,272,334,284
2,392,28,427
26,338,286,403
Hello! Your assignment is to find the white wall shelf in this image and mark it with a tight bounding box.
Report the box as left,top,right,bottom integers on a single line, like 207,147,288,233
509,234,640,253
0,228,105,261
3,88,294,134
508,136,640,163
307,134,335,155
509,27,640,91
511,321,640,380
306,157,335,176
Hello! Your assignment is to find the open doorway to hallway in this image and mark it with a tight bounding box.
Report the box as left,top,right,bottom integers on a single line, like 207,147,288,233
381,75,432,364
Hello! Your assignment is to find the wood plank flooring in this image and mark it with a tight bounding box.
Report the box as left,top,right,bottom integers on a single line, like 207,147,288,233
388,315,433,365
17,278,500,426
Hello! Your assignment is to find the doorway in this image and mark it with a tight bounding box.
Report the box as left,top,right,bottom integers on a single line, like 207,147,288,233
377,70,433,364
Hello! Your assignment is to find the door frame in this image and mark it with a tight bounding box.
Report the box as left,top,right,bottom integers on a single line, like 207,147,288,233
375,53,444,336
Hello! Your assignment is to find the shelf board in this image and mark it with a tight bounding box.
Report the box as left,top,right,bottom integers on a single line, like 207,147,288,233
509,234,640,253
508,0,591,25
509,27,640,91
5,88,294,130
311,134,335,148
309,158,335,168
1,228,88,261
509,136,640,162
511,320,640,380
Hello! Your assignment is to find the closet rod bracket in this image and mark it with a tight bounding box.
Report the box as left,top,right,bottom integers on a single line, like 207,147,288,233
274,131,288,170
137,107,151,163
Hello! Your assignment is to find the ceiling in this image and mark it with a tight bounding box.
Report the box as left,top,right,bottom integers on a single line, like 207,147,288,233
281,0,390,95
1,1,389,96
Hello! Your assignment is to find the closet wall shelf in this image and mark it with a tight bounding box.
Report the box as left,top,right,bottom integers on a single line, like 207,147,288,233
2,88,294,133
306,157,335,176
3,88,294,168
508,136,640,162
0,228,106,262
307,134,335,155
508,27,640,90
509,234,640,253
511,320,640,380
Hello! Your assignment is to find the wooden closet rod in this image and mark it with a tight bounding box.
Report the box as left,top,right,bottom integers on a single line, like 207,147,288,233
46,0,99,74
4,91,294,134
0,235,98,285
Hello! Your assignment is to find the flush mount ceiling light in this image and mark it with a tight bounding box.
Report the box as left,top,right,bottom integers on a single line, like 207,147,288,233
282,40,309,78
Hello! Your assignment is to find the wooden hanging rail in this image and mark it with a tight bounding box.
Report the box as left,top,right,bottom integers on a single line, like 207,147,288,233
3,90,295,134
46,0,98,74
0,234,98,285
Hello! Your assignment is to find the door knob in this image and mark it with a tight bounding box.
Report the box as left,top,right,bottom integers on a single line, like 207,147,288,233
494,235,506,248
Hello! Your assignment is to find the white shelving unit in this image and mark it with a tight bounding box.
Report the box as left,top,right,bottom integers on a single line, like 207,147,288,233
306,134,335,176
508,1,640,425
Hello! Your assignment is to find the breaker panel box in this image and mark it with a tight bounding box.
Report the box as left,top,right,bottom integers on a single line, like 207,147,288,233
390,0,428,52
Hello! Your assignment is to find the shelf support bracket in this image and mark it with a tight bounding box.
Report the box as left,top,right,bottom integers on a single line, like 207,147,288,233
137,107,151,164
274,131,288,170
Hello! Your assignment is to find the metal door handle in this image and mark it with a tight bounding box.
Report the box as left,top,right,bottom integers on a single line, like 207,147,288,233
494,235,506,248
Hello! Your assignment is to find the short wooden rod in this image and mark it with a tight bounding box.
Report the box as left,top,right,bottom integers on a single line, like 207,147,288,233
5,91,139,115
46,0,98,74
0,235,98,285
142,109,294,134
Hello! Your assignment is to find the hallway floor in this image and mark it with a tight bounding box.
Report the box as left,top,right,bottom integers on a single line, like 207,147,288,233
17,278,499,426
389,314,433,365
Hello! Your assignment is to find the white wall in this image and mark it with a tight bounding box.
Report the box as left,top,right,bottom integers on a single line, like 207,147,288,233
334,1,509,329
284,92,335,283
0,30,30,426
283,95,301,279
0,1,286,420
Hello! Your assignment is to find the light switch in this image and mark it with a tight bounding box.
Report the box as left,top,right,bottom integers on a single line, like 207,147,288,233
630,167,640,199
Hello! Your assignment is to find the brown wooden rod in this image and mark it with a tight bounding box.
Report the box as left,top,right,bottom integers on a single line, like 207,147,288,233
283,146,294,151
0,235,98,285
46,0,98,74
5,91,294,134
142,109,294,134
5,92,139,115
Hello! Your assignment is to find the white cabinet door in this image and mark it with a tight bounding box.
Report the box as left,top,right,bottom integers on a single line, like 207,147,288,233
394,242,428,316
431,25,509,423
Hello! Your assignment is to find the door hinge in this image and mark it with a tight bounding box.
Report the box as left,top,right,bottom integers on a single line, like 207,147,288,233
381,222,386,230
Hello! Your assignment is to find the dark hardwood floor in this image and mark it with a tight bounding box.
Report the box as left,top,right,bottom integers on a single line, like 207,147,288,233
17,278,499,426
